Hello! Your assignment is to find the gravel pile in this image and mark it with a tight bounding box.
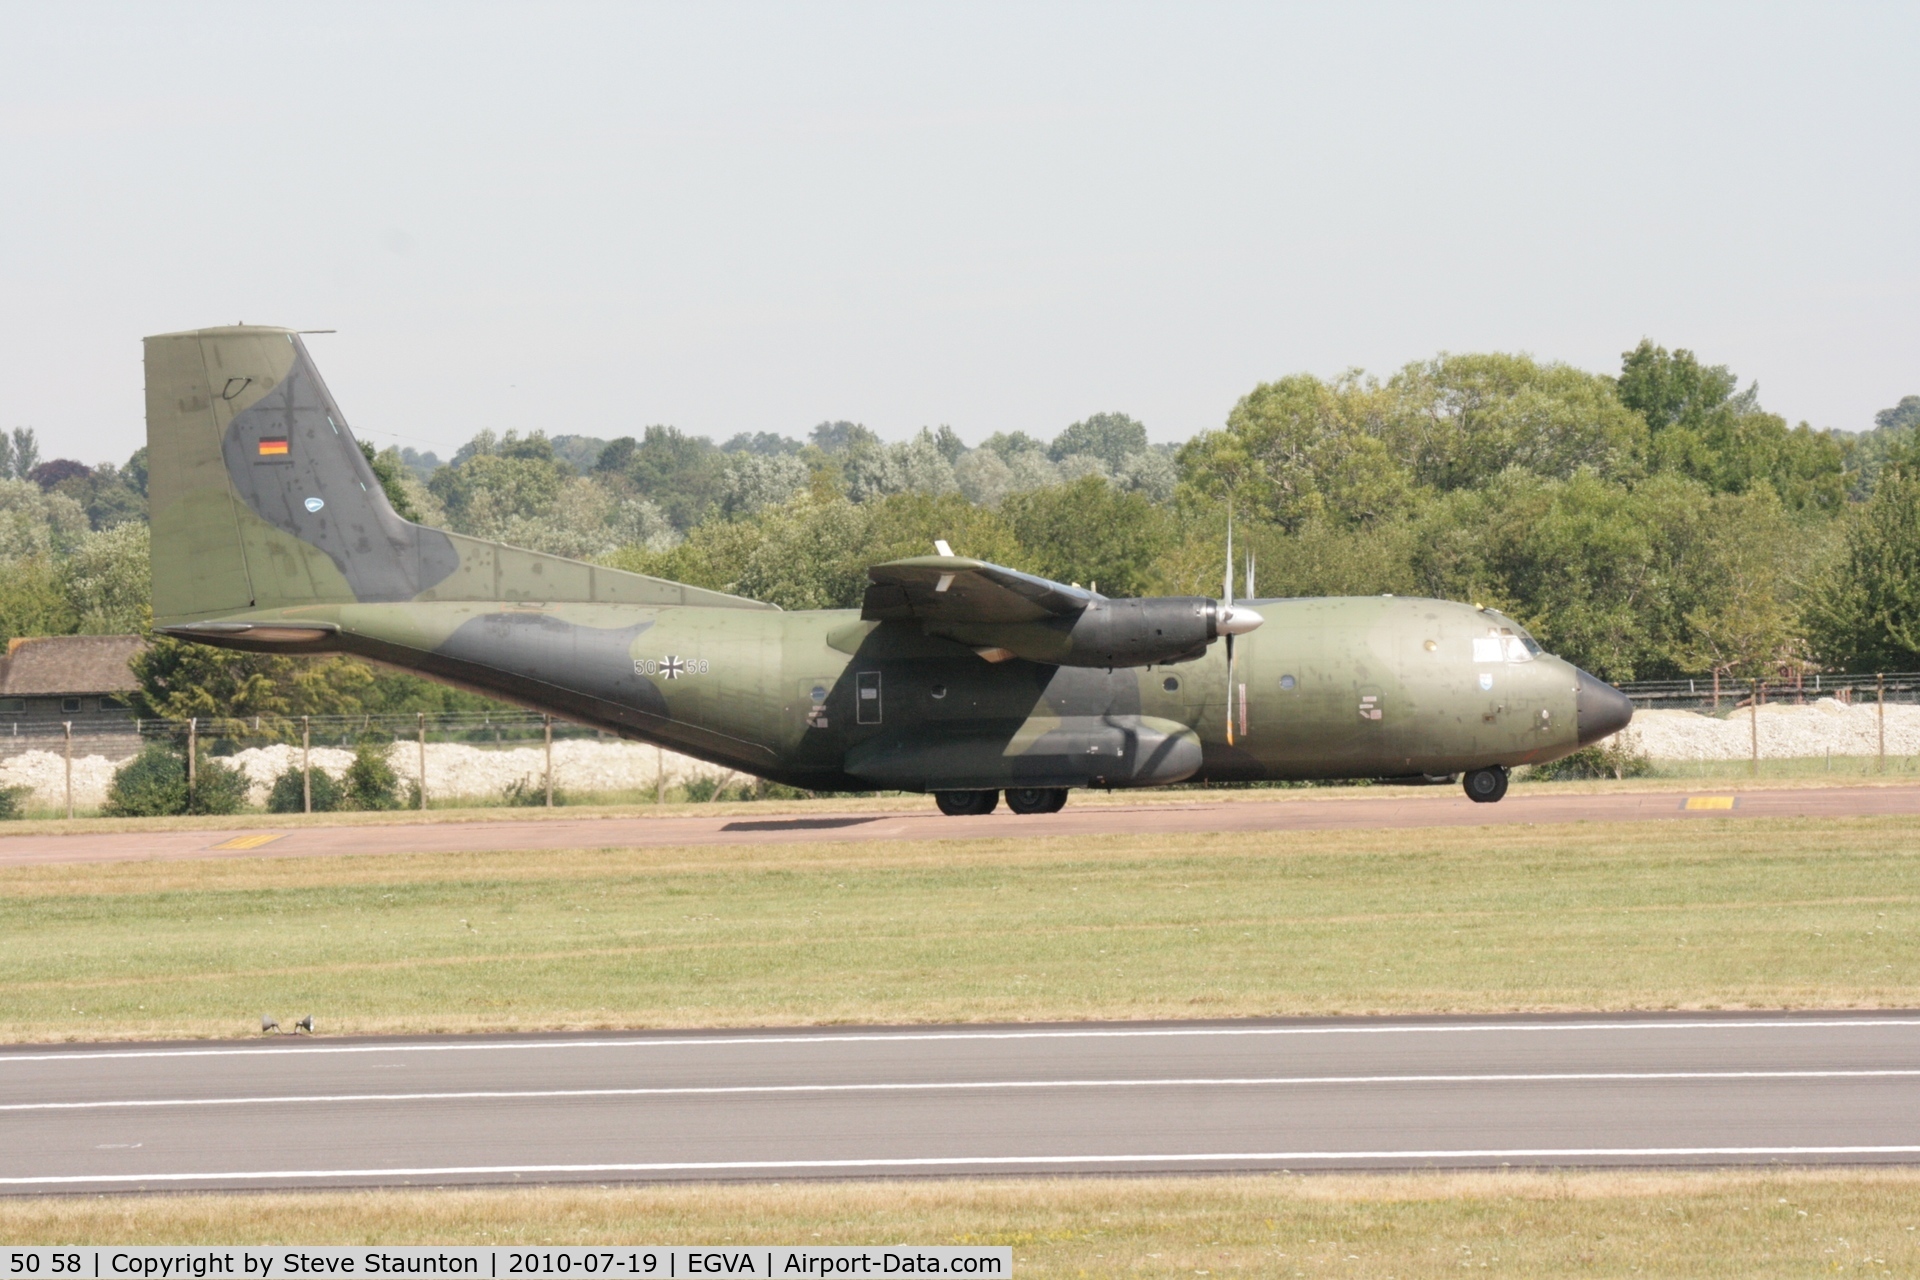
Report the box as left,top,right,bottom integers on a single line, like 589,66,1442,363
0,751,123,810
1621,699,1920,760
0,740,739,810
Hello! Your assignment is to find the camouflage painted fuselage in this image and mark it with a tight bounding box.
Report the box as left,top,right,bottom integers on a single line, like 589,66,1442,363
145,325,1614,793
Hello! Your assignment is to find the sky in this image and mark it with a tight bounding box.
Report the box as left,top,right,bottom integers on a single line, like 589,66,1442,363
2,2,1917,465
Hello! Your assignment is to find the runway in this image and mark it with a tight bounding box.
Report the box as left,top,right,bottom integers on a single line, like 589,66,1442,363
2,783,1918,868
4,1013,1920,1190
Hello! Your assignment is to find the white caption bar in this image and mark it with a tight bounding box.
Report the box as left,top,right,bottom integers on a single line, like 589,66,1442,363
0,1249,1010,1279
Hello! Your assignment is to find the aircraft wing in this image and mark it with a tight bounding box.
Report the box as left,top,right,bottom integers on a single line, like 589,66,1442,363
862,556,1096,625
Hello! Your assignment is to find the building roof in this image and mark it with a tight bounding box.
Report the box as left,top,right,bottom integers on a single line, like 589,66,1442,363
0,635,146,697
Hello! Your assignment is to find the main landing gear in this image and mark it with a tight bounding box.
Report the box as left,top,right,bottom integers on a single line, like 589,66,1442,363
1005,787,1069,815
934,788,1070,816
1462,766,1510,803
935,790,999,816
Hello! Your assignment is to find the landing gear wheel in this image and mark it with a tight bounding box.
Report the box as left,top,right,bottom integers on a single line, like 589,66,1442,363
1462,766,1509,803
935,789,1000,816
1005,787,1069,815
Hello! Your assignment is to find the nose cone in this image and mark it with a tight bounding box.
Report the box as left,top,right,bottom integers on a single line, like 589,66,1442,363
1575,669,1634,746
1215,605,1264,636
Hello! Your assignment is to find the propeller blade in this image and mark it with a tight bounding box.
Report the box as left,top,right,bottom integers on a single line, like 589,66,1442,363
1225,631,1235,745
1223,506,1234,609
1223,505,1234,744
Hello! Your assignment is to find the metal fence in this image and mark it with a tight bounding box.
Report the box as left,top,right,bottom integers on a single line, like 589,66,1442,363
1615,671,1920,710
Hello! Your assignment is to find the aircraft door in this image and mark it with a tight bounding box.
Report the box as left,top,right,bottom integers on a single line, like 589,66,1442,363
856,670,883,725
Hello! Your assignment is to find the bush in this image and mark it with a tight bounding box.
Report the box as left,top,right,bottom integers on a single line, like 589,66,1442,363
0,784,28,820
1532,736,1652,781
266,765,346,813
103,744,187,816
503,774,562,807
344,739,402,810
187,754,249,815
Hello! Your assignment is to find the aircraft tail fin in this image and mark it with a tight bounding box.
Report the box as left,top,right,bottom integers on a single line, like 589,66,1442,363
144,325,773,628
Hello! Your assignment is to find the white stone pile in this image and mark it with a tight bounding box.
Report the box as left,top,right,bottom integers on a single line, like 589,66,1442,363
0,739,740,811
0,751,122,810
1618,698,1920,761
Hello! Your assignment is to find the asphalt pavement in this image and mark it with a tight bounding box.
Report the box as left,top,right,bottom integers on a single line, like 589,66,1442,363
3,784,1917,868
4,1013,1920,1190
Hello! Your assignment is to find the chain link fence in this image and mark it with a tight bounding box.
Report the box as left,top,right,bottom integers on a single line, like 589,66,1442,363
1610,671,1920,778
0,711,747,817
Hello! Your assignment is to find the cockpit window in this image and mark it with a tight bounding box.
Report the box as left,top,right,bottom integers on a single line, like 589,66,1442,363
1473,627,1537,663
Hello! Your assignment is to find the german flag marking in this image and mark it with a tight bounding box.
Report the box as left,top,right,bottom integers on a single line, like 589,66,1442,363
257,437,289,457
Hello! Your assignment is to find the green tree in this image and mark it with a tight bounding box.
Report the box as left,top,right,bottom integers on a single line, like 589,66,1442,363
1050,412,1149,470
595,426,727,531
430,431,571,537
359,441,425,521
864,492,1023,567
1178,373,1414,530
0,557,76,646
1001,476,1174,598
1617,340,1846,512
1384,353,1647,490
1804,454,1920,671
129,637,377,735
61,521,150,634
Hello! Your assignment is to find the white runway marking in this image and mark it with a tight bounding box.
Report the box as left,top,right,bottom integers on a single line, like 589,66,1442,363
6,1069,1920,1112
7,1148,1920,1186
5,1018,1918,1064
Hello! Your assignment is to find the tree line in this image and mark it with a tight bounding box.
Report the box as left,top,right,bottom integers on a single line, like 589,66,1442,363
4,341,1919,732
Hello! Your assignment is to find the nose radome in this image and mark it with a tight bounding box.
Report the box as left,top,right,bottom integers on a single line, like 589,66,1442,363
1575,669,1634,746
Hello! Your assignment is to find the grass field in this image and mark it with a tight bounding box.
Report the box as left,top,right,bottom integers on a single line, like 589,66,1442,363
2,1170,1917,1274
2,814,1917,1041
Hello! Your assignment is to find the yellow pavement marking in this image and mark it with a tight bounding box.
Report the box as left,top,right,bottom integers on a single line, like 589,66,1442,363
208,833,286,851
1682,796,1737,811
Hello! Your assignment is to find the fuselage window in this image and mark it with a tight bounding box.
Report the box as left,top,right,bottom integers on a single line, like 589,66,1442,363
856,670,882,724
1279,674,1296,690
1162,676,1180,692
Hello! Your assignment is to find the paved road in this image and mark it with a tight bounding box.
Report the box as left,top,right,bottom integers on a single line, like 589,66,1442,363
3,1013,1919,1190
2,785,1918,868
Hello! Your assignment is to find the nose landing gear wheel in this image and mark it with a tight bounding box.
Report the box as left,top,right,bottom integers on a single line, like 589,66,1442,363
1005,787,1069,814
1462,766,1509,803
935,790,1000,816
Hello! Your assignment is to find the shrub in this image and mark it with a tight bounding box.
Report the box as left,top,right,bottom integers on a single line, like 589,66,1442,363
1532,735,1653,781
266,765,347,813
503,774,562,807
0,784,28,820
344,739,402,810
103,744,188,816
187,754,250,815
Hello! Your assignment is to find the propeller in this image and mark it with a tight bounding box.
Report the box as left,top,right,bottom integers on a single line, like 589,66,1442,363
1217,508,1264,745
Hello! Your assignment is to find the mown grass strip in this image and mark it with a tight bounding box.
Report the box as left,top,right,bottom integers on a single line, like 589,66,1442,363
1,1170,1917,1275
1,816,1916,1041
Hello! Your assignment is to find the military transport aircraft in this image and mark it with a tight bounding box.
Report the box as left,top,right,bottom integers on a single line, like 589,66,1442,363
145,326,1632,815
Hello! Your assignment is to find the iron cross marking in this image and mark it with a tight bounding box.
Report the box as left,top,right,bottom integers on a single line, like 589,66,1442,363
660,655,687,679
